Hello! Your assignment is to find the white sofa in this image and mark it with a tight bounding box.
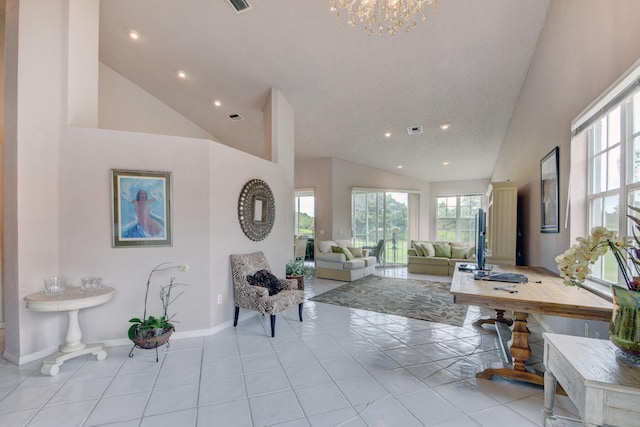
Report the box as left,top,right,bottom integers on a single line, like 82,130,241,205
315,239,377,281
407,240,475,276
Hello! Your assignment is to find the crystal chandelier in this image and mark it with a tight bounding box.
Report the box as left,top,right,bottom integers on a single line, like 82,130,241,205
329,0,438,36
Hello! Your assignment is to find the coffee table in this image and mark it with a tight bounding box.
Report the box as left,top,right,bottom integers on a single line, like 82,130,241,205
450,264,612,386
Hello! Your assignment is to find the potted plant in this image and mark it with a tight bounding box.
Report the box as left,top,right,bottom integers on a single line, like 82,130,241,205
128,262,189,351
285,259,314,290
556,206,640,364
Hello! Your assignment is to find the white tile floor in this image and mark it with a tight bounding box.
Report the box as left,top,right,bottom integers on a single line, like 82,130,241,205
0,268,580,426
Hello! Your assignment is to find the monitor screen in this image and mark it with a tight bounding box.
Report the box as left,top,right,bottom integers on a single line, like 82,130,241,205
476,208,487,270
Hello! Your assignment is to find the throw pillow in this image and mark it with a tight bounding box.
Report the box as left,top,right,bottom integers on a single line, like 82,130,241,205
332,245,353,260
246,269,285,296
433,243,452,258
413,243,425,257
466,246,476,260
420,242,436,257
335,239,352,249
318,240,335,254
451,246,468,259
348,247,364,258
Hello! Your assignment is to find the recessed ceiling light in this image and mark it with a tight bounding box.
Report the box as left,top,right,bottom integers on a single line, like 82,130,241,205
440,122,451,130
384,132,392,138
213,100,222,107
397,165,403,169
442,161,450,166
127,29,139,40
176,69,187,79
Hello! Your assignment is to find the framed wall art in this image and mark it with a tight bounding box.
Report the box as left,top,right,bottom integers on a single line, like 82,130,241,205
238,179,275,241
112,169,172,247
540,147,559,233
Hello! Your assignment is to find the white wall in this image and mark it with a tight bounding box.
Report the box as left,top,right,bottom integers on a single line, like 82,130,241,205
51,127,289,350
3,0,293,363
493,0,640,270
295,157,432,242
492,0,640,337
98,63,217,141
294,158,333,240
429,179,491,239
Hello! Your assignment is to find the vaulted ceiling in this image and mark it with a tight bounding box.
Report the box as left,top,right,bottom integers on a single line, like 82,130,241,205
99,0,550,182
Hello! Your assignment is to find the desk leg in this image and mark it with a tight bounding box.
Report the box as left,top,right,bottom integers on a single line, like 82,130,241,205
543,370,557,425
473,309,514,327
476,311,545,386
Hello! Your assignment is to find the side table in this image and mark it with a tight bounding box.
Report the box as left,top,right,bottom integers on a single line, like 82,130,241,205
542,332,640,426
24,286,116,375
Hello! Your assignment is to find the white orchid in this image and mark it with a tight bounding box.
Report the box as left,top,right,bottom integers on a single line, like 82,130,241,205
129,262,190,340
556,227,634,288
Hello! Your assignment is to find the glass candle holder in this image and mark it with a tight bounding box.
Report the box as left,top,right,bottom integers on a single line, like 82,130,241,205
44,276,66,295
81,276,102,292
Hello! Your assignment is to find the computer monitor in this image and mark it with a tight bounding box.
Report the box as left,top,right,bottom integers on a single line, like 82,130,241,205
476,208,487,271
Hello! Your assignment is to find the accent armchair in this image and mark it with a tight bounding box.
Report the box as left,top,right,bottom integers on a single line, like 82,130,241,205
294,236,308,260
230,251,304,337
363,239,385,264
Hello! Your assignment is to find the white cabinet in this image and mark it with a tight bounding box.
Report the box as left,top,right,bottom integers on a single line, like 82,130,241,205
543,333,640,426
486,181,517,265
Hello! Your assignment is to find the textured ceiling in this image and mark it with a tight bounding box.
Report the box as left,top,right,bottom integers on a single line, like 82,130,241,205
99,0,550,183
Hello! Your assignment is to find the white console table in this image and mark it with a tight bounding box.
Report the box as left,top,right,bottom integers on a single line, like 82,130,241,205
543,332,640,426
24,286,115,375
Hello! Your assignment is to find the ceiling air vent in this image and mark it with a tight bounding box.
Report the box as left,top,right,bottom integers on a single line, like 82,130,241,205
228,113,244,121
407,125,424,135
228,0,252,13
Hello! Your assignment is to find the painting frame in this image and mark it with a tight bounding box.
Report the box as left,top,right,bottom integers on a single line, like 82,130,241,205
112,169,172,247
540,147,559,233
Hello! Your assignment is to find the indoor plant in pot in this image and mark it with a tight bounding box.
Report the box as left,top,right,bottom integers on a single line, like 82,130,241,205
285,259,314,290
128,262,189,354
556,207,640,364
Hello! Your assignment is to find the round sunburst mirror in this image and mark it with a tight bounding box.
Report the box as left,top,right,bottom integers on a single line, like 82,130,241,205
238,179,275,241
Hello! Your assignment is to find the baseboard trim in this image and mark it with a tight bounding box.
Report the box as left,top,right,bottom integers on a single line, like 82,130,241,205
3,313,268,366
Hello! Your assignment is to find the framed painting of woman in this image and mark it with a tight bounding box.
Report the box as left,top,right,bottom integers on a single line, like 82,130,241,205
112,169,172,247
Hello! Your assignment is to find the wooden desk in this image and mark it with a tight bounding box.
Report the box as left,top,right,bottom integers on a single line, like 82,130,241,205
543,333,640,426
450,264,612,386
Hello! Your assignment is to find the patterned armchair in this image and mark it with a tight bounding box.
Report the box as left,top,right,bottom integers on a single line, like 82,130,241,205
230,251,305,337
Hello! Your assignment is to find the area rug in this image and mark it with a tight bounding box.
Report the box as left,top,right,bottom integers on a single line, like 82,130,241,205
310,275,468,326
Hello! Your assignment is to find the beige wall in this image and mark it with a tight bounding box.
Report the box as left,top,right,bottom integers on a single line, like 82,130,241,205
99,63,217,140
3,0,293,363
295,157,433,243
0,0,5,326
429,179,492,239
493,0,640,271
493,0,640,337
295,158,333,240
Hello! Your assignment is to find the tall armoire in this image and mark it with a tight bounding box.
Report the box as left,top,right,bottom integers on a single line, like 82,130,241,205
486,182,518,265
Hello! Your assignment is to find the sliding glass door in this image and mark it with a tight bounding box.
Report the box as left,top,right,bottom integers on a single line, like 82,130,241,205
352,190,412,266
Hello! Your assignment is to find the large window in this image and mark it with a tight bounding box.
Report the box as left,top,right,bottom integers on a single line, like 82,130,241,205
573,61,640,292
586,92,640,284
294,189,314,237
436,195,482,242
